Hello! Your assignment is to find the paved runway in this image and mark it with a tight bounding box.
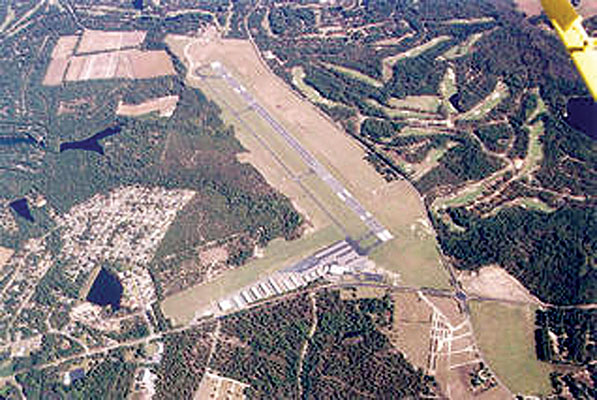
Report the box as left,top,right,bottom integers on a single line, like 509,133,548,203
209,62,392,243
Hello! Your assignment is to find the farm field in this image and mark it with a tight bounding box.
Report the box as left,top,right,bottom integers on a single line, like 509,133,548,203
162,225,341,325
76,30,146,54
469,301,552,396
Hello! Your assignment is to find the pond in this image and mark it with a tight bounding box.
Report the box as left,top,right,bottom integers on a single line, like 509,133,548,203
60,125,121,155
86,268,123,311
566,97,597,140
9,198,34,222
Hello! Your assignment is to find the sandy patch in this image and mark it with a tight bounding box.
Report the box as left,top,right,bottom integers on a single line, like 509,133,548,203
116,95,179,117
43,58,70,86
51,35,79,59
77,30,146,54
0,247,13,269
460,265,539,304
64,49,175,82
198,246,228,267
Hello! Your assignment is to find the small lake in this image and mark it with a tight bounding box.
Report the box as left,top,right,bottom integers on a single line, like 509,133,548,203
86,268,123,311
132,0,143,10
449,93,465,113
9,198,34,222
566,98,597,140
60,125,121,155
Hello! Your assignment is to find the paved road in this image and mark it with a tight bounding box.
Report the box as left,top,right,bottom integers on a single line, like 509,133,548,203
207,62,392,243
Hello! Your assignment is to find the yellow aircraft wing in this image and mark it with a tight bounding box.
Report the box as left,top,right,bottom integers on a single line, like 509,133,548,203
541,0,597,101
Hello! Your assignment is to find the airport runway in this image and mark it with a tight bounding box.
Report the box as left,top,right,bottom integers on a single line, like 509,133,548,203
210,62,393,243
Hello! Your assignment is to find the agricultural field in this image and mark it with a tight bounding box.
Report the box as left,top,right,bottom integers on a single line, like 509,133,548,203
469,301,553,396
116,95,179,118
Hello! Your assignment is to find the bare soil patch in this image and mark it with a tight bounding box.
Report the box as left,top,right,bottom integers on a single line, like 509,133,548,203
77,30,146,54
51,35,78,59
460,265,539,304
0,247,14,269
43,58,70,86
64,49,175,82
116,95,179,117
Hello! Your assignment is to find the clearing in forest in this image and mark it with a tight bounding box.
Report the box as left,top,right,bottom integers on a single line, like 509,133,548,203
321,62,383,88
459,265,541,304
382,36,451,80
116,95,179,118
469,300,552,396
0,247,13,269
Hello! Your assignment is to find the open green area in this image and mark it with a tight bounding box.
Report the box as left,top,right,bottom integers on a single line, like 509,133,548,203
470,301,552,396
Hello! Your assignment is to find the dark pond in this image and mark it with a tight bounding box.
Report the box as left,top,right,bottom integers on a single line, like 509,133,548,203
132,0,143,10
449,93,465,113
9,198,34,222
0,136,35,147
86,268,123,311
566,97,597,140
60,125,121,155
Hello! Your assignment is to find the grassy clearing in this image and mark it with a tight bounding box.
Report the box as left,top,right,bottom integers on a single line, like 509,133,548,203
441,32,485,60
388,96,441,112
366,99,437,119
382,36,451,80
322,62,383,88
291,66,339,106
520,120,544,176
368,181,450,289
461,81,509,121
470,301,552,396
434,185,485,209
161,225,342,325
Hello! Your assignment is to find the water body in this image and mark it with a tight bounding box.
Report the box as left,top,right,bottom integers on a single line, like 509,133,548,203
132,0,143,10
566,97,597,140
60,125,121,155
9,198,34,222
0,136,35,147
86,268,123,311
449,93,465,113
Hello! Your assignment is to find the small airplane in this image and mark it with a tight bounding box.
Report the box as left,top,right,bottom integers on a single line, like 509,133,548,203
541,0,597,101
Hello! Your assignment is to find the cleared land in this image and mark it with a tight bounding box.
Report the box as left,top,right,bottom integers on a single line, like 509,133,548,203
291,66,339,106
0,247,13,269
460,81,509,120
116,95,179,117
322,62,383,87
76,30,146,54
382,36,451,80
43,32,175,86
470,301,552,396
459,265,540,304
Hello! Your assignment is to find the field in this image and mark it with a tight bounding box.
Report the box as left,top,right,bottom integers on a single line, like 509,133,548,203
459,266,540,304
382,36,451,80
469,301,552,396
76,30,146,54
291,66,339,106
162,226,341,325
0,247,13,269
321,62,383,87
116,95,179,118
43,31,175,86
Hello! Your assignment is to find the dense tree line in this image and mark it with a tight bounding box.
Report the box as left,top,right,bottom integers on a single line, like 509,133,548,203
437,206,596,305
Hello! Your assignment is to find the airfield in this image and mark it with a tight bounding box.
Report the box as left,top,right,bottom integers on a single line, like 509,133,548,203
162,30,450,325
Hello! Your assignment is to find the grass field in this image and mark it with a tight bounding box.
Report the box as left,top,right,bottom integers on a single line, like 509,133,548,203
382,36,451,80
469,300,552,396
441,32,485,60
520,120,544,176
162,225,342,325
461,81,509,121
291,66,340,106
322,62,383,88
